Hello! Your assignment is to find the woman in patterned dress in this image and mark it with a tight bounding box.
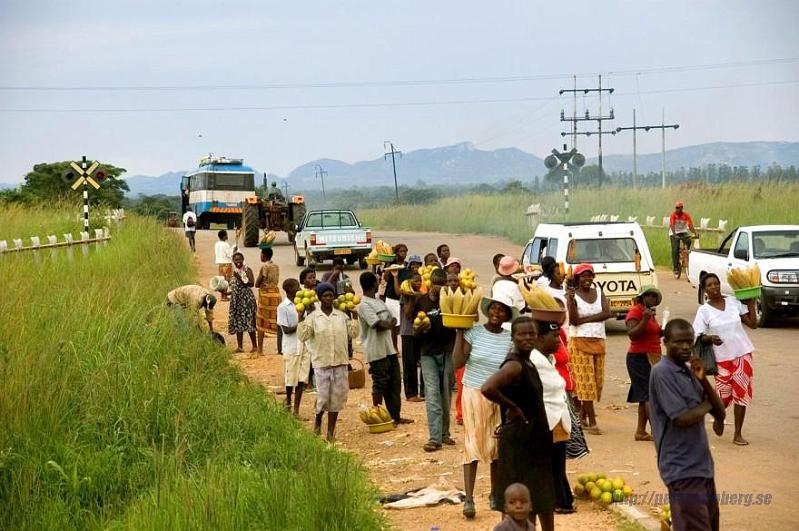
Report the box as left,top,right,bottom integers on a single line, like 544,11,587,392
228,251,257,353
255,247,280,354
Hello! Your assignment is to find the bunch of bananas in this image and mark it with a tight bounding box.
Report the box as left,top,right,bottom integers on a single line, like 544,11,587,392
517,277,562,310
260,230,277,244
359,404,393,425
458,268,478,290
727,264,761,290
440,286,484,315
375,240,393,255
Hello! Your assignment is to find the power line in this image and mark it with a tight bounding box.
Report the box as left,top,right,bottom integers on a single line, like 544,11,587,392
0,79,796,113
1,57,796,92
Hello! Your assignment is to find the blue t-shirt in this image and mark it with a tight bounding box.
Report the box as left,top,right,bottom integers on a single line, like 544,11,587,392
649,356,715,485
462,325,512,389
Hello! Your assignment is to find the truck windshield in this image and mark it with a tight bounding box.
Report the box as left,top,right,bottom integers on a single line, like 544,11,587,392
213,173,255,191
305,212,357,228
568,238,638,263
752,230,799,258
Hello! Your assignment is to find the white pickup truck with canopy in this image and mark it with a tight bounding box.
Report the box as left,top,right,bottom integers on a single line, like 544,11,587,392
521,221,657,317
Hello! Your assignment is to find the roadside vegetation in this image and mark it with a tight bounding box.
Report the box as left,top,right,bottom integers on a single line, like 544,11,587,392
357,182,799,267
0,212,385,530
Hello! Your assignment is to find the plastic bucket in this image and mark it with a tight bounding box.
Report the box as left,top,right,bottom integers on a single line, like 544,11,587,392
367,421,395,434
377,253,396,263
442,313,477,329
734,286,761,301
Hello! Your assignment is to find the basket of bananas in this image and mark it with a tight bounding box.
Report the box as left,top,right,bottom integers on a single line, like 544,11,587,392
359,404,395,433
259,230,277,250
727,264,762,300
439,286,484,329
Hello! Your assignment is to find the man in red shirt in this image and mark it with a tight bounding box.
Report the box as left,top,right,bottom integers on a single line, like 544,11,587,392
669,201,697,275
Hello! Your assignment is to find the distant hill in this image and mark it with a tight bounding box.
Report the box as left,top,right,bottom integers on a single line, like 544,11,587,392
288,142,544,190
594,141,799,174
121,141,799,196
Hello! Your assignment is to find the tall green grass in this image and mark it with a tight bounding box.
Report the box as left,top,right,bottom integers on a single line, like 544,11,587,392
0,203,109,242
0,214,385,530
357,182,799,266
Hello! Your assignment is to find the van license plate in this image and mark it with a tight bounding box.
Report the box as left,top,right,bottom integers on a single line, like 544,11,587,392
334,248,352,255
610,298,633,309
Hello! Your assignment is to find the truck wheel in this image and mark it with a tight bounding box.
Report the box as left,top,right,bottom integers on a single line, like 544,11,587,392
288,230,296,244
358,257,368,270
242,203,260,247
294,244,305,267
756,298,773,328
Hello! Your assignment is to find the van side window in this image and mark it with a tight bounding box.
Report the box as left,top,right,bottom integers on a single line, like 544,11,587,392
547,238,558,258
524,237,546,265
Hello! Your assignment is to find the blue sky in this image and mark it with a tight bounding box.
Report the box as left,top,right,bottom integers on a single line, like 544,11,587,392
1,0,797,184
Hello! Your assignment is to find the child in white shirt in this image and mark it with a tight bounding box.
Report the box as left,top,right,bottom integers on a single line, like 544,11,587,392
214,230,236,301
278,278,307,416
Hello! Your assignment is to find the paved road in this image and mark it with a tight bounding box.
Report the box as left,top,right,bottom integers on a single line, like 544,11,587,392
195,227,797,530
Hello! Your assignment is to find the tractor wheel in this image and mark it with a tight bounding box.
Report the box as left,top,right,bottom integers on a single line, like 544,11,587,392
242,203,260,247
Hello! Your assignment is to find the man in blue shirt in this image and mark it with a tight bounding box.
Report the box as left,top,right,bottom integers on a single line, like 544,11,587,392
649,319,726,531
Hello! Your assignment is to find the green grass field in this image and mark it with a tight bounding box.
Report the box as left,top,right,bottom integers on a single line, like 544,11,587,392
0,213,385,530
358,182,799,266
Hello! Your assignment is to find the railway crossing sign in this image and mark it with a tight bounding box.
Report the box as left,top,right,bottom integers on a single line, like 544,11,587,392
544,144,585,216
61,155,110,233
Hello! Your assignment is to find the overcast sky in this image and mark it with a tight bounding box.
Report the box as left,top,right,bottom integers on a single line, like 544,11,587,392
1,0,797,184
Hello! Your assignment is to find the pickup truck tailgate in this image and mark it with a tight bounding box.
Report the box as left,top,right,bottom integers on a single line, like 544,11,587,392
313,230,368,245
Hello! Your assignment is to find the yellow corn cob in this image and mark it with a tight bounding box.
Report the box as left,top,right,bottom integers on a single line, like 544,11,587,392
463,287,483,315
439,287,452,314
377,405,392,423
750,264,761,286
460,289,473,315
451,288,465,314
517,278,561,309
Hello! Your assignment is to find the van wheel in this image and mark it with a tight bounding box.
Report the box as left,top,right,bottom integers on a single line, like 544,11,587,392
358,257,368,270
756,298,773,328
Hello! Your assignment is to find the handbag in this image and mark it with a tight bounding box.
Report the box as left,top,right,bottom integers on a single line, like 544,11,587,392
693,335,717,376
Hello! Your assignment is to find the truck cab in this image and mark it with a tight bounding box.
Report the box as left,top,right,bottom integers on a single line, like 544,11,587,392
689,225,799,326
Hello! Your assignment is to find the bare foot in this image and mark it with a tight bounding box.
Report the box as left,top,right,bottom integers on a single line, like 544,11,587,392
585,425,603,435
634,432,653,441
713,418,725,436
233,348,243,353
733,435,750,446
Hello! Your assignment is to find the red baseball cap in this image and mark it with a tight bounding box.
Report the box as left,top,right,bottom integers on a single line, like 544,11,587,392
573,263,594,277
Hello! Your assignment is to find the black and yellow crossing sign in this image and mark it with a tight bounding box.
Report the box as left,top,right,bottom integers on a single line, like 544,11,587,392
67,160,101,190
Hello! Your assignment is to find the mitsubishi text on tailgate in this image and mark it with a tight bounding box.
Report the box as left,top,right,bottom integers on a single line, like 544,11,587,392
293,210,372,269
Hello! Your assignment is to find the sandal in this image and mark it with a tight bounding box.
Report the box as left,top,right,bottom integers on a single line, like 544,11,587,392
442,436,456,446
462,499,476,519
423,441,442,452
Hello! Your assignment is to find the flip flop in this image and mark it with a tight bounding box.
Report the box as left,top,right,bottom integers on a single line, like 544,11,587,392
733,439,750,446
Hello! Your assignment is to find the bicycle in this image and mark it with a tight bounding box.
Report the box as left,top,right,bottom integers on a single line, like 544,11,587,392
673,233,699,280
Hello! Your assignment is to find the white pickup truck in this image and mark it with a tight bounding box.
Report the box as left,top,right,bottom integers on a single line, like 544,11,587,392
293,209,372,269
688,225,799,326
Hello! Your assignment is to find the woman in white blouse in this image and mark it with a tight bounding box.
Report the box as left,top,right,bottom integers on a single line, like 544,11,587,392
693,273,757,446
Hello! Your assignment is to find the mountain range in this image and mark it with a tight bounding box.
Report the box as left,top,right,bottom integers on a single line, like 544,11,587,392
5,140,792,196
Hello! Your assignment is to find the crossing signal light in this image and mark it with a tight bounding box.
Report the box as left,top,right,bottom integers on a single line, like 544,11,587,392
94,170,107,182
61,169,76,184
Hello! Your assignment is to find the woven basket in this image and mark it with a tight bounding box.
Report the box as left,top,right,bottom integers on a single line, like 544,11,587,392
348,358,366,389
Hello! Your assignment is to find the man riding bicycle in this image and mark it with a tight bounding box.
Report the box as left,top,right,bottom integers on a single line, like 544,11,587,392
669,200,697,275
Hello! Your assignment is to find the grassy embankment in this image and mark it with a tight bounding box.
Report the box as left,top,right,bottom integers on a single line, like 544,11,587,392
358,183,799,267
0,204,385,530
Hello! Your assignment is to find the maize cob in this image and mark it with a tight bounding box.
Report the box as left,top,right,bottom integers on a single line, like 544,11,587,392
451,288,465,314
750,264,761,286
463,286,483,315
517,278,561,310
439,287,453,314
377,405,392,423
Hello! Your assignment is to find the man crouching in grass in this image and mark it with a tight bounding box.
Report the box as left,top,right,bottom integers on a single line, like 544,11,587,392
358,272,414,427
650,319,726,531
297,282,359,443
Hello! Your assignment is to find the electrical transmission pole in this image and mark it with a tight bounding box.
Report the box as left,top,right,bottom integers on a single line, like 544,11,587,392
282,180,290,199
616,108,679,188
559,75,614,187
314,164,327,199
384,141,402,201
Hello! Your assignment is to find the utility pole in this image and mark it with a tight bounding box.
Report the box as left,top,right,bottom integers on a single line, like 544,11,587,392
383,141,402,201
616,109,679,189
314,164,327,200
282,180,290,199
559,75,614,187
